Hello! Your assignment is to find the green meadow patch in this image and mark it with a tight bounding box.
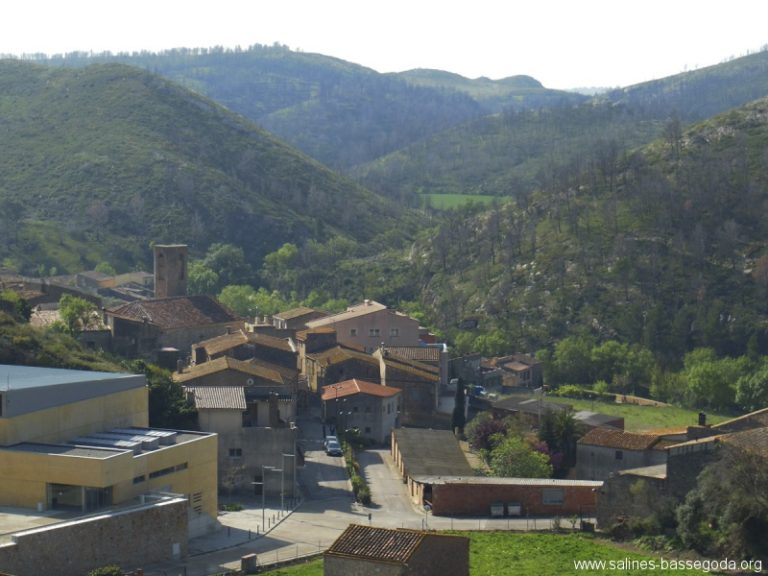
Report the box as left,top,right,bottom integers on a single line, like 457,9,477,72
421,193,498,210
258,532,709,575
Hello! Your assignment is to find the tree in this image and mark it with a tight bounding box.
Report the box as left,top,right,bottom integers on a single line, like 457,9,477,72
218,285,259,318
676,443,768,559
550,335,595,385
735,360,768,412
58,294,96,335
451,378,466,434
131,361,197,429
489,435,553,478
187,261,219,295
203,243,252,288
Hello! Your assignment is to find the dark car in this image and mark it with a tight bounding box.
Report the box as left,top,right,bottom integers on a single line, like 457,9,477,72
325,438,343,456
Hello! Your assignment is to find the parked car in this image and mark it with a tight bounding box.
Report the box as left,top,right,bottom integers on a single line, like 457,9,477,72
325,438,343,456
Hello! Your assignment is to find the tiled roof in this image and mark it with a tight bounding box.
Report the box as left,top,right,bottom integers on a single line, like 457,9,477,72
501,360,531,372
197,330,249,356
712,407,768,433
326,524,425,563
305,300,387,328
393,428,474,477
578,427,664,451
321,379,401,401
107,295,240,330
308,346,379,368
186,386,247,410
249,332,295,353
173,356,284,385
385,346,443,363
273,306,325,321
721,426,768,458
381,354,439,380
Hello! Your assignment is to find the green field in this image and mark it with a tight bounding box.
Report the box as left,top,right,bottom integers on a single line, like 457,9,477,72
259,532,709,575
545,397,729,432
421,193,499,210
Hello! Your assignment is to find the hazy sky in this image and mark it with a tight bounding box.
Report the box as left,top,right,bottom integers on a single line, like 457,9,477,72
2,1,766,89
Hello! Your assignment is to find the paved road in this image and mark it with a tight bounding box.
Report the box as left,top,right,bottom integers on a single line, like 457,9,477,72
142,413,567,575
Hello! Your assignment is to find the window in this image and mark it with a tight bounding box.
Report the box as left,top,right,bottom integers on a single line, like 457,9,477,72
350,328,358,337
365,406,371,413
353,406,359,413
133,475,146,485
369,328,380,337
229,448,243,458
542,488,564,505
390,328,399,337
615,450,624,461
365,427,371,434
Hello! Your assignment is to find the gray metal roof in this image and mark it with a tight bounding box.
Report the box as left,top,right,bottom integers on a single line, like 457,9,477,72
0,365,145,418
0,364,138,390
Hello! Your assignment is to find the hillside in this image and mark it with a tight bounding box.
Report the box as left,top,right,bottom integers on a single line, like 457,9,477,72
36,45,584,171
394,68,587,112
409,97,768,364
603,49,768,121
0,59,410,275
357,50,768,206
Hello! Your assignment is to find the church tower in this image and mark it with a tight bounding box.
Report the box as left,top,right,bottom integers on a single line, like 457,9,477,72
153,244,188,298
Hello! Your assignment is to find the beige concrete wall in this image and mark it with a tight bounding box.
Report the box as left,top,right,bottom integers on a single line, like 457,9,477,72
0,387,148,446
0,433,218,519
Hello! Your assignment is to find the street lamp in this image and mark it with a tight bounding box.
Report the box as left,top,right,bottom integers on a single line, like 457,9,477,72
261,465,275,528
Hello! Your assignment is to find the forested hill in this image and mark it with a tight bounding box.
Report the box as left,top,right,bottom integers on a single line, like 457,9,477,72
357,50,768,205
0,60,409,275
410,96,768,366
31,45,584,170
602,49,768,122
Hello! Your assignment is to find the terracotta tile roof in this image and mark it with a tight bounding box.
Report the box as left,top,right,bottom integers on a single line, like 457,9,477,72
501,360,531,372
107,295,240,330
326,524,425,563
197,330,249,356
712,407,768,433
172,356,284,385
308,346,379,368
321,379,401,401
186,386,247,410
295,326,336,341
249,332,295,353
381,354,439,380
578,427,665,451
721,426,768,458
385,346,443,363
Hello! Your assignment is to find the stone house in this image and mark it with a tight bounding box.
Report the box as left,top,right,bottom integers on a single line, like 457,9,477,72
305,300,420,353
321,379,401,443
303,343,381,394
324,524,469,576
183,385,297,496
489,353,543,390
105,295,243,359
271,306,328,332
375,350,441,427
174,356,297,424
575,427,670,481
191,330,298,371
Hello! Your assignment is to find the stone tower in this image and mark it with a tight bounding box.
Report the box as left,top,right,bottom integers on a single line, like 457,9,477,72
153,244,188,298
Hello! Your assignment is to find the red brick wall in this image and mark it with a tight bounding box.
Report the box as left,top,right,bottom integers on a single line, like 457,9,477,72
430,482,597,516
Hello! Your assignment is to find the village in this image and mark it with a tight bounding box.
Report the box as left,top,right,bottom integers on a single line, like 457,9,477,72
1,245,766,576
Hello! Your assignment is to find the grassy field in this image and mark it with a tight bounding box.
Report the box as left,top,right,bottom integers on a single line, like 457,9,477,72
258,532,708,575
544,396,730,432
421,193,499,209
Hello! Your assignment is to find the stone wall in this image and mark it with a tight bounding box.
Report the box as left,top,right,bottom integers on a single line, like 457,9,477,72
595,473,670,530
407,534,469,576
324,555,403,576
0,498,188,576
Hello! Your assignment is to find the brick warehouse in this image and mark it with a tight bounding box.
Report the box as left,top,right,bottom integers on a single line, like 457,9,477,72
412,476,601,517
